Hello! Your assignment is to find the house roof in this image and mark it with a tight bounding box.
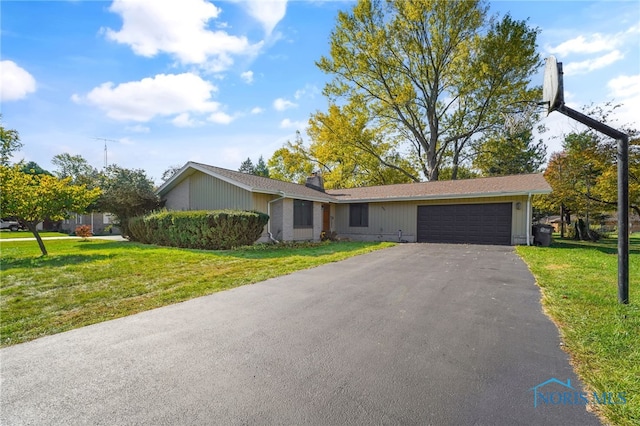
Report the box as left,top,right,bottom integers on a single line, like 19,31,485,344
157,161,337,202
325,173,551,202
157,162,551,204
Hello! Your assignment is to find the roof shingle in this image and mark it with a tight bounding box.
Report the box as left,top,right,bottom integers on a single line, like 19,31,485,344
325,173,551,201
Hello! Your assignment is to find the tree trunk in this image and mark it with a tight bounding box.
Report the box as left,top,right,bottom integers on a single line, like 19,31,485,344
26,222,48,256
451,147,460,180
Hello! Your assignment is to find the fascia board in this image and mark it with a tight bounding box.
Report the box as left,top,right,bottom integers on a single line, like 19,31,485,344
331,189,551,204
252,188,336,203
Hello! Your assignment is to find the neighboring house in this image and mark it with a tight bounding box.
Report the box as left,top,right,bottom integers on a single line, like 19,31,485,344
59,212,120,235
156,162,552,246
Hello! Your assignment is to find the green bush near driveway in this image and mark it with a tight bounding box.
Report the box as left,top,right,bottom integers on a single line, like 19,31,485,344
128,210,269,250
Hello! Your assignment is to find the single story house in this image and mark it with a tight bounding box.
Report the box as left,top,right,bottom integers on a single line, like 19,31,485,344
156,161,552,245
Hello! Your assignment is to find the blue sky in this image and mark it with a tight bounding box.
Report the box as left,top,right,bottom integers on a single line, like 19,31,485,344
2,0,639,184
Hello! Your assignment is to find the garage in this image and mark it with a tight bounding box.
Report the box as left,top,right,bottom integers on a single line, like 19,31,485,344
417,203,512,245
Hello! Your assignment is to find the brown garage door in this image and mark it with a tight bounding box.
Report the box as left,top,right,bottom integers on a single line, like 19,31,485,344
417,203,512,245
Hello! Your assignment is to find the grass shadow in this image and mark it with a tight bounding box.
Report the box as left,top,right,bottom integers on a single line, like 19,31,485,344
0,253,112,271
75,240,393,259
549,238,640,256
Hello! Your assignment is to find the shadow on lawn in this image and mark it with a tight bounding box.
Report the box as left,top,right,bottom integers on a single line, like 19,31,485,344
0,253,112,271
75,240,391,259
549,238,640,256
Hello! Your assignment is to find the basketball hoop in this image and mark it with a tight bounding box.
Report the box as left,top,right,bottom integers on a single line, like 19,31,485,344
542,56,564,115
541,55,630,304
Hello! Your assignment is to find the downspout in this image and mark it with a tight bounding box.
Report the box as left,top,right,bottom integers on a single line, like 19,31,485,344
526,192,532,246
267,192,286,243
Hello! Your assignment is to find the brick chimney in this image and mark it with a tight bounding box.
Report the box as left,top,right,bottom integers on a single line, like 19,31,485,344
305,172,325,192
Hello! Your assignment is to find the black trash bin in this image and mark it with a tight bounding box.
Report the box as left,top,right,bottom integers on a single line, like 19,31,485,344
532,224,553,246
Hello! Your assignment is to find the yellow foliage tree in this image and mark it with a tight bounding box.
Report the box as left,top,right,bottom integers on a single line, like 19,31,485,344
0,164,101,255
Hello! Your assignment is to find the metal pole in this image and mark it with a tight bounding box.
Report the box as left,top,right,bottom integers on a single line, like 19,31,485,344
618,134,629,303
556,104,629,304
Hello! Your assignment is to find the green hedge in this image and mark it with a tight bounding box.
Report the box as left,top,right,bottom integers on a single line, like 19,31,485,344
128,210,269,250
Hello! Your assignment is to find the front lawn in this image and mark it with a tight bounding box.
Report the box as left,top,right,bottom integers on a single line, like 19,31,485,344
517,235,639,426
0,239,394,347
0,231,70,239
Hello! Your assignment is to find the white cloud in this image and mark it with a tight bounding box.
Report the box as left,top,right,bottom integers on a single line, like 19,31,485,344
608,74,640,98
73,72,222,122
563,50,624,76
608,74,640,128
279,118,306,129
273,97,297,111
251,107,264,114
105,0,262,71
238,0,288,35
172,113,198,128
0,60,36,101
241,70,254,84
208,111,234,124
548,33,622,57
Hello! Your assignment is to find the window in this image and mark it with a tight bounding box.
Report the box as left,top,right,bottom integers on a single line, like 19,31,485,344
294,199,313,228
349,203,369,227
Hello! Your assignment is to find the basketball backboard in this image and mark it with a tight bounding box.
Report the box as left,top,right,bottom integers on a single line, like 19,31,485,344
542,56,564,115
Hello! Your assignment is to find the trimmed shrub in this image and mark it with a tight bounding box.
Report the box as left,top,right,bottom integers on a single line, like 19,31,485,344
75,225,92,238
127,210,269,250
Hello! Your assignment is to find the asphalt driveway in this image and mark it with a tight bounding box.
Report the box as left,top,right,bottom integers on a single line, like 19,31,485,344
1,244,601,425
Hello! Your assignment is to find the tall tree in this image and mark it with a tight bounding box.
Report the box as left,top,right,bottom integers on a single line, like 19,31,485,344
317,0,540,180
473,129,546,176
161,164,183,182
20,161,52,176
537,132,640,239
254,156,270,178
268,132,315,184
0,116,23,166
52,153,99,186
95,165,161,237
305,101,418,188
51,154,100,215
238,158,255,174
0,164,101,255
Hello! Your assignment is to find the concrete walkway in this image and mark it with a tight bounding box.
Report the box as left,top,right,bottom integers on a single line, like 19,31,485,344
0,244,601,425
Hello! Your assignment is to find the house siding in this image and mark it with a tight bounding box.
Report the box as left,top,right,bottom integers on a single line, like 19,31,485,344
252,193,271,213
164,176,190,210
334,196,531,245
189,172,252,210
252,193,272,242
281,198,294,241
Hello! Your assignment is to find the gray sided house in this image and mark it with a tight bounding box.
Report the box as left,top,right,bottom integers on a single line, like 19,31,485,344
157,162,551,246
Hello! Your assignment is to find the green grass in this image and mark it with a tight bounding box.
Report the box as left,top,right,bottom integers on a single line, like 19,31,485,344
0,231,71,239
0,239,394,347
517,235,640,426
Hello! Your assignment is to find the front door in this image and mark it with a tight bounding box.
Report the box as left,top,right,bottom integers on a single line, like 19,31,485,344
322,204,331,232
